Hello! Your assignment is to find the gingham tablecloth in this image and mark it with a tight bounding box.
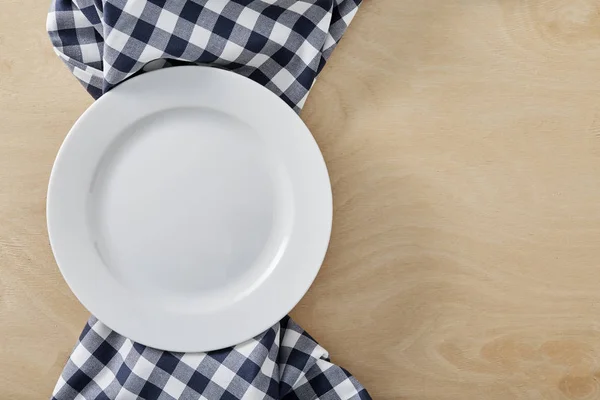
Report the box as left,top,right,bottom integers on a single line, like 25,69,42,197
47,0,369,399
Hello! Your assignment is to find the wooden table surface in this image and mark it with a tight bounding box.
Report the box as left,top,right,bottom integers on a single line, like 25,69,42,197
3,0,600,398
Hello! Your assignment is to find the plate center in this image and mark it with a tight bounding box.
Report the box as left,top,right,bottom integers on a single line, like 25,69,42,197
90,107,287,298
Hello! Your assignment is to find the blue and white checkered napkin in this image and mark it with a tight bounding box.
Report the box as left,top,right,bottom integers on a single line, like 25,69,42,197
47,0,369,399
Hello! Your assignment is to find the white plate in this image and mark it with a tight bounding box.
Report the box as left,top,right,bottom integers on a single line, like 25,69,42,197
47,66,332,352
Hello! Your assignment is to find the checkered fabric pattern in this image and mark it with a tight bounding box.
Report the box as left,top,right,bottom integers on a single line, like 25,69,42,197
52,317,371,399
47,0,368,399
52,317,371,400
47,0,361,112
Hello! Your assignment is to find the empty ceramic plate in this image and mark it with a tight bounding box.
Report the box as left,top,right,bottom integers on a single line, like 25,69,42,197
47,66,332,352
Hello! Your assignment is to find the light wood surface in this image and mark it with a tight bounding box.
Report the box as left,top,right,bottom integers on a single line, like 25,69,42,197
2,0,600,398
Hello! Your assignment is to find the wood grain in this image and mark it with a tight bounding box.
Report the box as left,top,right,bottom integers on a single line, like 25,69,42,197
2,0,600,398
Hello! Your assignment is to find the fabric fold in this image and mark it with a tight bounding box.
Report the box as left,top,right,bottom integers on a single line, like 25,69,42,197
48,0,361,111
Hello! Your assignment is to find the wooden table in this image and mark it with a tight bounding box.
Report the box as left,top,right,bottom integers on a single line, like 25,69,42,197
3,0,600,398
